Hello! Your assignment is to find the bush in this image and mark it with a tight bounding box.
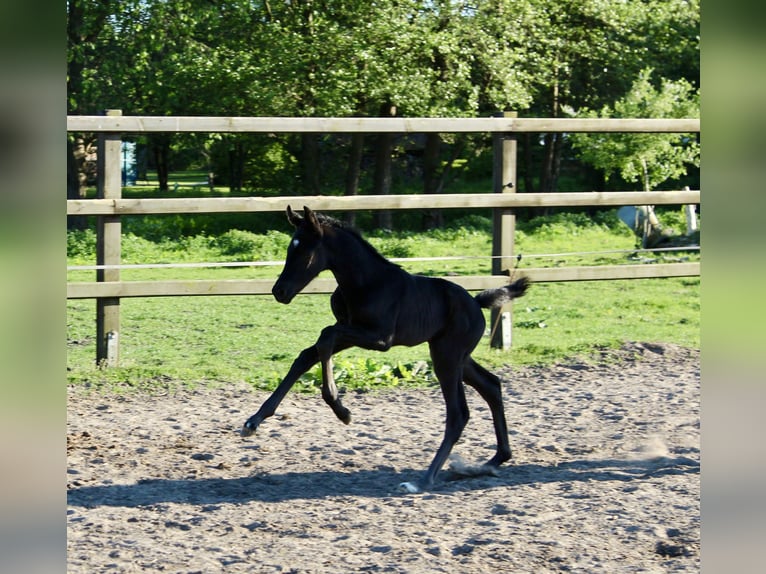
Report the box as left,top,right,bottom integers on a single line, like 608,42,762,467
450,214,493,233
122,233,177,263
215,229,260,255
373,237,414,259
519,210,627,237
67,229,97,259
215,229,290,259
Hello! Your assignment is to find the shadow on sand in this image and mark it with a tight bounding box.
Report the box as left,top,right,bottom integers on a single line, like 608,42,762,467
67,455,698,509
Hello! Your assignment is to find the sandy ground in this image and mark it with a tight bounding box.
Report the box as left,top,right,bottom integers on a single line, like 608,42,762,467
67,342,699,573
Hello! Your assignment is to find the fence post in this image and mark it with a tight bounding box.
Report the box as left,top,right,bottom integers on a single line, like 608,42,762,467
96,109,122,367
490,111,517,349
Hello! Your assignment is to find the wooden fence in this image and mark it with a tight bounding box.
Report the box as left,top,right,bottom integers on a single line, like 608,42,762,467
67,112,700,365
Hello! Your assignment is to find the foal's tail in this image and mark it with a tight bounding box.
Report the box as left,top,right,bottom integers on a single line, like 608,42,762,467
474,276,530,309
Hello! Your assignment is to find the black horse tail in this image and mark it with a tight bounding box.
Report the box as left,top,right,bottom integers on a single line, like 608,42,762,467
474,276,530,309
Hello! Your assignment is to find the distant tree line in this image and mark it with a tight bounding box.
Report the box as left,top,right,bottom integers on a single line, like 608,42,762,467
67,0,699,229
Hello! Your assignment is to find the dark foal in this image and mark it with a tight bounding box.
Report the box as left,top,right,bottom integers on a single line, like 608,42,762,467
242,206,529,492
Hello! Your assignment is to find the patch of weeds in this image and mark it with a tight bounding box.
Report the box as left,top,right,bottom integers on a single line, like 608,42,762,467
249,358,434,394
516,305,549,329
333,357,433,392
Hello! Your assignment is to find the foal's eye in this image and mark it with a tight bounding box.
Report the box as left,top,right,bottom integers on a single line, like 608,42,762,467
292,238,300,248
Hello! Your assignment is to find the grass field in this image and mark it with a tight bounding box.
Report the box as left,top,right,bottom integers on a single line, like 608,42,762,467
67,206,699,394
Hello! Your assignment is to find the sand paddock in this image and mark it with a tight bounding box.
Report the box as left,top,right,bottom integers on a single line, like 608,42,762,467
68,342,699,573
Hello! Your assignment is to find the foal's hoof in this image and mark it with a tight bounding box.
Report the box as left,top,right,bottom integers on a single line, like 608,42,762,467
240,424,255,438
398,481,422,494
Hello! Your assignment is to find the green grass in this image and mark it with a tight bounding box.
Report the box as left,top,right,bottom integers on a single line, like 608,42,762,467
67,210,699,394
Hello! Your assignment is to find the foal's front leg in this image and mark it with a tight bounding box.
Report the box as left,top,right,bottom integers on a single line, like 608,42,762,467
241,345,319,437
315,323,394,424
321,355,351,424
315,325,365,425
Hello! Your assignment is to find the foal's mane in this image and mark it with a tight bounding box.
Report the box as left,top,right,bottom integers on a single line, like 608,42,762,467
315,213,398,267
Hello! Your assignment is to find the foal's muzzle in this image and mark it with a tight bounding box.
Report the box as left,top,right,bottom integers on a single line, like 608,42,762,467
272,283,294,304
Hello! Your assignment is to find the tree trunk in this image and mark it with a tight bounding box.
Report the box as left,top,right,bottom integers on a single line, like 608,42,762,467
66,1,89,229
67,137,88,230
522,133,536,193
301,133,321,194
540,133,556,193
152,136,170,192
372,103,396,230
421,132,443,230
538,133,563,215
551,132,563,191
229,138,247,193
537,76,564,211
136,142,148,181
344,132,364,226
373,132,393,230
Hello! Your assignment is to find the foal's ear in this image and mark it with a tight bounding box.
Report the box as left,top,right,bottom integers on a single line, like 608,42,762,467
303,206,323,237
286,205,302,228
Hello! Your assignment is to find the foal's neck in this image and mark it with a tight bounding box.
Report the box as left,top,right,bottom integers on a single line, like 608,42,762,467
326,227,396,289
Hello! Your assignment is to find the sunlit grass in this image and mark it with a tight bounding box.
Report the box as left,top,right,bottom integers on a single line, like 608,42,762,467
67,208,699,393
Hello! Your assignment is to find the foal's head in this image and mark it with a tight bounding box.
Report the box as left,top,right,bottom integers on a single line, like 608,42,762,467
272,205,330,304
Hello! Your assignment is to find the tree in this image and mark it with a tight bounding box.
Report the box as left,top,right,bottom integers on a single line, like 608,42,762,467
568,68,700,193
66,0,700,227
67,0,118,228
568,68,700,246
515,0,700,194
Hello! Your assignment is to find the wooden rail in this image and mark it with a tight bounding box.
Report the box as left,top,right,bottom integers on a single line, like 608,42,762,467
67,113,700,363
67,190,699,216
67,115,700,134
67,263,701,300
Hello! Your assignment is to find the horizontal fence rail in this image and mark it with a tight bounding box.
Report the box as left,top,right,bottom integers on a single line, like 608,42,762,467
68,115,700,134
67,113,700,363
67,190,700,216
67,263,701,300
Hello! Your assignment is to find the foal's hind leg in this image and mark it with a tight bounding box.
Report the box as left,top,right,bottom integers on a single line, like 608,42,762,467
463,357,512,467
403,344,470,493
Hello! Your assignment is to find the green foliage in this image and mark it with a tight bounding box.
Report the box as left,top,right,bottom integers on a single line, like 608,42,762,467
122,214,204,242
215,229,290,259
68,0,699,119
215,229,261,256
67,229,97,259
120,233,173,263
118,209,290,243
68,1,698,198
252,358,433,395
332,358,434,392
568,68,700,191
450,214,493,234
519,211,625,237
371,237,415,259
